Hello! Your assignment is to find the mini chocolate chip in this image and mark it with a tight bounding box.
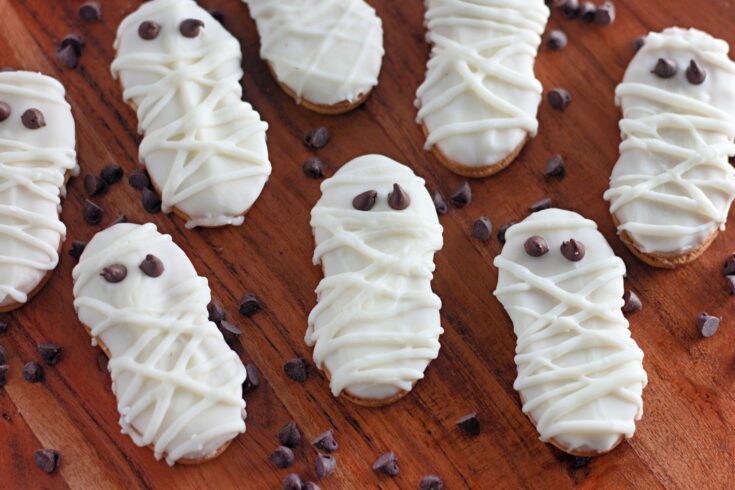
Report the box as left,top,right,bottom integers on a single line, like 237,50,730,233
109,215,128,227
243,363,260,393
78,2,101,22
278,420,301,448
726,276,735,295
498,222,516,245
559,0,579,18
282,474,303,490
529,198,552,212
580,2,596,22
312,429,338,452
56,45,79,69
180,19,205,38
548,88,572,111
0,345,5,365
570,456,591,469
456,413,480,436
207,301,226,325
209,10,225,25
652,58,677,78
723,254,735,275
430,191,448,215
697,313,720,337
21,109,45,129
22,362,44,383
101,264,127,283
141,188,162,214
33,448,61,473
0,101,11,122
594,1,616,25
304,127,330,149
270,446,295,469
622,290,642,313
388,183,410,210
560,239,585,262
450,181,471,208
219,321,241,346
302,157,325,179
524,236,549,257
128,169,151,189
100,164,124,185
37,343,61,365
69,240,87,261
0,365,7,387
84,174,108,196
303,483,320,490
284,358,308,382
83,200,104,225
632,36,646,53
239,293,261,317
60,34,84,54
315,455,336,479
544,154,566,178
352,190,377,211
372,452,399,477
139,254,164,277
547,30,567,51
139,21,161,40
420,475,445,490
686,59,706,85
472,217,493,242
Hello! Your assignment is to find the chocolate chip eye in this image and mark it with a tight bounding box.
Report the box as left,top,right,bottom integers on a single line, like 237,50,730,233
138,20,161,40
139,254,164,277
0,101,10,122
652,58,677,78
524,236,549,257
686,59,706,85
101,264,127,283
388,183,410,210
21,108,45,129
560,238,585,262
180,19,204,38
352,190,377,211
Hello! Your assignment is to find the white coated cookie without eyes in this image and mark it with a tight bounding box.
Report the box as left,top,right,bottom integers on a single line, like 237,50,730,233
0,71,78,311
307,155,444,406
112,0,271,229
494,209,647,456
72,223,246,465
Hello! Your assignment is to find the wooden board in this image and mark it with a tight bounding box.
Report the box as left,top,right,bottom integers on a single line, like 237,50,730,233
1,0,734,488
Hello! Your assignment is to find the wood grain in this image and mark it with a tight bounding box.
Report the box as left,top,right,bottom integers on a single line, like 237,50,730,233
1,0,734,488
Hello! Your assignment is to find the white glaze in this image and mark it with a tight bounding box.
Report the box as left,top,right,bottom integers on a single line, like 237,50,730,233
307,155,443,401
415,0,549,169
0,71,77,308
72,223,246,465
604,28,735,256
494,209,647,454
112,0,271,229
244,0,384,108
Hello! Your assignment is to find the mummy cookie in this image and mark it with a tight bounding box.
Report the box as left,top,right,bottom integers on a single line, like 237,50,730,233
307,155,443,406
494,209,647,456
244,0,384,115
415,0,550,177
111,0,271,229
604,28,735,268
72,223,246,465
0,71,78,311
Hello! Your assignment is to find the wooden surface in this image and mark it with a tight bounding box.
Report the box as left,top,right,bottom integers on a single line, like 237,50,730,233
1,0,734,488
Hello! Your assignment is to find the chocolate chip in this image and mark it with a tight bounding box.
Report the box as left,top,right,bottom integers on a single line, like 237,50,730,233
652,58,677,78
388,183,410,210
558,0,579,19
724,254,735,275
278,420,301,447
100,164,124,185
83,200,104,225
450,181,471,208
270,446,295,469
207,301,226,325
570,455,591,469
84,174,108,196
420,475,444,490
243,363,260,393
498,222,515,245
697,313,720,337
726,276,735,295
594,1,616,25
456,413,480,436
304,127,330,150
472,217,493,242
315,455,336,479
0,365,7,387
547,30,567,50
141,188,162,214
128,169,151,190
209,10,225,25
530,198,552,213
0,101,11,122
282,474,303,490
37,343,61,365
56,45,79,69
239,293,261,317
544,154,566,178
180,19,205,38
430,191,448,215
33,448,61,473
60,34,84,54
312,429,338,452
548,88,572,111
284,358,308,382
632,36,646,53
2,410,9,421
139,21,161,40
0,345,5,365
0,318,8,334
139,254,164,277
580,2,596,22
101,264,127,283
21,109,45,129
524,236,549,257
78,2,101,22
560,239,585,262
302,157,325,179
352,190,377,211
219,321,241,346
622,290,642,313
372,452,399,477
69,240,87,261
22,362,44,383
686,59,706,85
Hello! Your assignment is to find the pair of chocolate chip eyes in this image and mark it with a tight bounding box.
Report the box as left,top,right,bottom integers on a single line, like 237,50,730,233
352,183,411,211
524,236,586,262
652,58,706,85
100,254,165,283
138,19,205,40
0,103,45,129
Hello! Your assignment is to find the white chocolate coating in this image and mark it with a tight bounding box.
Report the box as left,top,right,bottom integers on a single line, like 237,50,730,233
244,0,384,108
494,209,647,454
604,28,735,256
112,0,271,229
415,0,549,169
0,71,78,308
72,223,246,465
307,155,443,401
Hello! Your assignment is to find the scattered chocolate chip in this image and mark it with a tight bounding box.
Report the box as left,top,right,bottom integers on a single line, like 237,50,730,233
239,293,261,317
282,474,303,490
579,2,596,22
632,36,646,53
560,239,585,262
209,10,225,25
697,312,720,337
96,352,108,372
450,181,471,208
430,191,448,215
726,276,735,295
141,188,162,214
0,101,11,122
303,482,320,490
524,236,549,257
622,290,642,313
1,410,9,421
56,45,79,69
529,198,552,212
303,127,330,150
78,2,101,22
60,34,84,54
544,154,566,178
558,0,579,19
315,454,336,479
312,429,338,452
352,190,378,211
180,19,205,38
207,301,226,325
302,157,325,179
270,446,295,469
420,475,444,490
0,318,8,334
84,174,108,196
109,215,128,227
21,109,45,129
278,420,301,448
101,264,127,283
0,365,7,387
372,452,399,477
22,362,44,383
594,1,615,25
0,345,5,365
686,59,706,85
284,358,308,382
547,30,567,51
570,455,591,469
472,217,493,242
498,222,515,245
652,58,677,78
239,363,260,394
37,343,61,365
69,240,87,261
128,169,151,190
139,254,164,277
219,321,241,346
548,88,572,111
33,448,60,473
139,21,161,40
388,183,410,210
723,254,735,275
456,413,480,436
100,164,124,185
83,200,104,225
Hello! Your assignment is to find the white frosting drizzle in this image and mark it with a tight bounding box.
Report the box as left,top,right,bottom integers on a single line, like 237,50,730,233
0,71,77,308
415,0,549,168
307,155,443,401
604,28,735,256
494,209,647,454
111,0,271,229
72,223,246,465
244,0,384,107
